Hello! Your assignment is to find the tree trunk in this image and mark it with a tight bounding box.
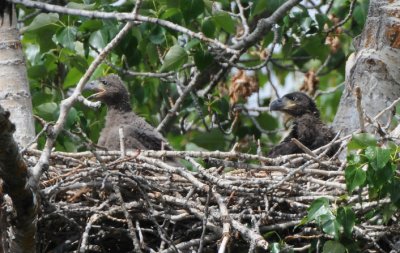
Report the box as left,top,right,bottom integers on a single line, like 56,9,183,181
0,5,38,253
0,104,37,253
333,0,400,136
0,6,35,147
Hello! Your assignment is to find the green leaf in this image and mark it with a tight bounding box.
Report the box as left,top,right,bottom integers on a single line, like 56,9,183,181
149,26,166,45
201,18,216,37
315,13,329,29
213,11,236,33
337,206,355,238
321,216,340,238
347,133,377,150
257,113,279,131
55,26,77,50
25,44,41,64
322,241,346,253
191,128,227,150
161,8,181,19
365,147,391,170
389,178,400,204
209,97,229,115
253,0,268,16
266,0,288,13
89,30,108,49
185,39,201,50
146,44,159,65
353,0,368,25
180,0,204,21
194,50,214,70
69,55,89,73
64,68,83,89
269,242,281,253
78,20,103,32
28,65,47,79
345,164,366,193
35,102,59,121
160,45,188,72
308,198,330,221
23,13,59,32
382,203,397,224
66,107,78,128
303,36,329,59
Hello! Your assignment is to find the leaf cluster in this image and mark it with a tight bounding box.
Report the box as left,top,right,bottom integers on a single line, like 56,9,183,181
304,133,399,252
15,0,369,154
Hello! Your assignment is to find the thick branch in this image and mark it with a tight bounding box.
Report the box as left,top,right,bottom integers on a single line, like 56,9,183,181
232,0,302,50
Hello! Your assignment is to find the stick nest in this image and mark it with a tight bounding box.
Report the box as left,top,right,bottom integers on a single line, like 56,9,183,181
23,149,398,252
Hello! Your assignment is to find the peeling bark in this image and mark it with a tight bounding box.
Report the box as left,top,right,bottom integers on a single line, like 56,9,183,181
333,0,400,135
0,6,35,147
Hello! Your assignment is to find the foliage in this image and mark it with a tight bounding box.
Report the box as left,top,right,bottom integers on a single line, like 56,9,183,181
17,0,368,154
304,133,400,252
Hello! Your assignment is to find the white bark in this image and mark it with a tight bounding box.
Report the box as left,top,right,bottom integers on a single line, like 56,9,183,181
0,7,35,147
333,0,400,135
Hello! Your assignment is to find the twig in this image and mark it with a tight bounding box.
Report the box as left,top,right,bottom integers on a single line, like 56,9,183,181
373,96,400,122
325,0,357,34
234,0,249,40
214,189,231,253
198,186,211,253
354,86,365,132
232,26,279,70
77,95,101,109
313,82,344,99
114,185,143,253
291,138,317,158
79,214,101,253
157,71,201,132
232,0,301,50
119,127,126,158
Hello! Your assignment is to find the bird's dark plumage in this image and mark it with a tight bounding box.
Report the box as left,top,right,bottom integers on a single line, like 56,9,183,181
86,74,170,151
0,2,12,25
267,92,338,158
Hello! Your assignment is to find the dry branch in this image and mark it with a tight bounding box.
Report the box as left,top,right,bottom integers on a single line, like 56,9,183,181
22,144,397,252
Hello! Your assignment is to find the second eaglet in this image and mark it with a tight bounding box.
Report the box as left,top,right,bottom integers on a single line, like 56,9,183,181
267,92,338,158
86,74,171,151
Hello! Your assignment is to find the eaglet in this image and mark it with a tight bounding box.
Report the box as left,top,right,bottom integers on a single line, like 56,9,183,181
86,74,171,151
267,92,338,158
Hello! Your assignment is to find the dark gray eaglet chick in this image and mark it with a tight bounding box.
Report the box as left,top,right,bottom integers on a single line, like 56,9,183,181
267,92,338,158
86,74,171,151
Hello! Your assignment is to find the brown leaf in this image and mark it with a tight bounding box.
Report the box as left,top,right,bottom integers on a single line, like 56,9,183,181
300,70,319,96
67,187,91,203
229,70,259,104
325,35,341,53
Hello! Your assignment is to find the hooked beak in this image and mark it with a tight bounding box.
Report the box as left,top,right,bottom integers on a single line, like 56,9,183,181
84,80,106,100
269,97,295,112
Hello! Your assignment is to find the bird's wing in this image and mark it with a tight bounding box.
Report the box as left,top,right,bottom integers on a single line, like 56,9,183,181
267,140,301,158
123,116,171,150
267,129,301,158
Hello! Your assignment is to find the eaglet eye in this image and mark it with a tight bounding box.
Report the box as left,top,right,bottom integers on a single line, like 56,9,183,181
102,80,110,86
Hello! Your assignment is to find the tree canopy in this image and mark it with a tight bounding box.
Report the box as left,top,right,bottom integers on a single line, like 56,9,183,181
18,0,368,153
